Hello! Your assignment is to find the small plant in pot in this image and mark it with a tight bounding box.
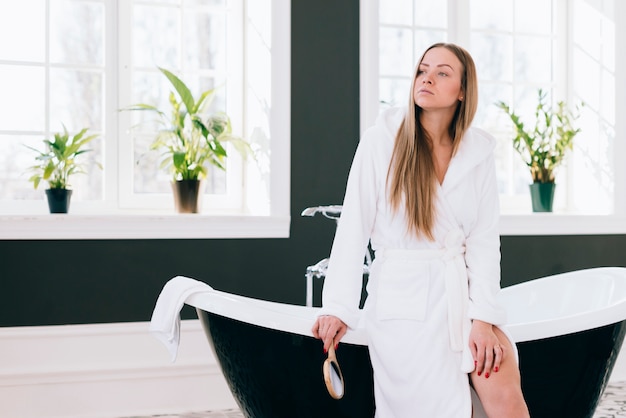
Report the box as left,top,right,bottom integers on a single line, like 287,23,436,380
26,126,100,214
124,67,250,213
496,89,583,212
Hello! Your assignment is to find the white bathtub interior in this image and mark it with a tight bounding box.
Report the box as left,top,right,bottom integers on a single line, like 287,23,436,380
502,267,626,342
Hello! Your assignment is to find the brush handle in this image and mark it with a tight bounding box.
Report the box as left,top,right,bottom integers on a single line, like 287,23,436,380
327,338,337,361
323,337,344,399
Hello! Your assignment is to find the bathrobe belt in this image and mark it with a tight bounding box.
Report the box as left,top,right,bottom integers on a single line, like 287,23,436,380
375,229,473,371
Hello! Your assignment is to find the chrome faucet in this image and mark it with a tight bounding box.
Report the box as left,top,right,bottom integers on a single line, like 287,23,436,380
302,205,372,306
300,205,343,222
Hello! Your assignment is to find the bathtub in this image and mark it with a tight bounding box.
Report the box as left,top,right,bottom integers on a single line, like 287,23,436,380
184,267,626,418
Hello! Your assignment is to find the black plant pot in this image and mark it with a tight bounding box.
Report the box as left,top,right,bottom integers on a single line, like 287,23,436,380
172,180,204,213
45,189,73,214
529,182,556,212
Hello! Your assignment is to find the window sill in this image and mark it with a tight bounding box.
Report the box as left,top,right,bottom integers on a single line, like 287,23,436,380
499,214,626,236
1,213,624,240
0,214,291,240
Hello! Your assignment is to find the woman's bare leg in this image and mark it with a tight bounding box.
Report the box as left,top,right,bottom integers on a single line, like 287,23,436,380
470,326,530,418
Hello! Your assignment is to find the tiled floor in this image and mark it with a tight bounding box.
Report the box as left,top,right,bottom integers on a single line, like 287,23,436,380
597,382,626,417
141,412,244,418
132,381,626,417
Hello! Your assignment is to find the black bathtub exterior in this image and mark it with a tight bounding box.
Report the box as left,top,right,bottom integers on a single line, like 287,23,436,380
197,308,626,418
197,309,376,418
517,320,626,418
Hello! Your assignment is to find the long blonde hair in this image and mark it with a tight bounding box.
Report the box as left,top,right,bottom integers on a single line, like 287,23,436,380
386,43,478,240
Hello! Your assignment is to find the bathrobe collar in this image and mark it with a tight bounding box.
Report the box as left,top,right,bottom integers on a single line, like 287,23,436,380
441,127,496,193
375,106,496,193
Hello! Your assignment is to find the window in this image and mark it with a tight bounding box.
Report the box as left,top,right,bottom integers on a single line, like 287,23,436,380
360,0,623,227
0,0,291,239
0,0,107,206
119,0,245,211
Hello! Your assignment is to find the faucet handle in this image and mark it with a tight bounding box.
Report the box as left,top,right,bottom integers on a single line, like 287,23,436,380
300,205,343,220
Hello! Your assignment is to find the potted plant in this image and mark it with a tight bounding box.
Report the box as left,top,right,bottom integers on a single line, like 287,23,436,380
26,126,100,213
124,67,250,213
496,89,582,212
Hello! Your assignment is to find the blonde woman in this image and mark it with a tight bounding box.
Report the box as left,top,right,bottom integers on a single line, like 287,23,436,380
312,43,530,417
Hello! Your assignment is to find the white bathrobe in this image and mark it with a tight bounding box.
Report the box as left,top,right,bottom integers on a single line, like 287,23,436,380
319,107,511,417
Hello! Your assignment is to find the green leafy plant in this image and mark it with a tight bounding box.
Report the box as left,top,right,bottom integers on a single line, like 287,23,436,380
26,126,100,190
496,89,583,183
123,67,249,181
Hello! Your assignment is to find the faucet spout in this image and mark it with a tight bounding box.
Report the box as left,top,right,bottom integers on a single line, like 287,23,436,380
300,205,343,221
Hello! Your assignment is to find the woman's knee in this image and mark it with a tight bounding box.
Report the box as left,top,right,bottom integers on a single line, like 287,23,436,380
472,362,528,417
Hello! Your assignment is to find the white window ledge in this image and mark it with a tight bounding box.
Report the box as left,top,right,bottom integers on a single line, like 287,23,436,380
1,213,625,240
0,214,291,240
499,214,626,236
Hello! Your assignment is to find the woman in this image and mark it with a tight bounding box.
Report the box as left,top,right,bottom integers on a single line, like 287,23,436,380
312,43,530,417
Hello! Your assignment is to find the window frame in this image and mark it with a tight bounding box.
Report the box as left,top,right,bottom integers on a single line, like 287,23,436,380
0,0,291,240
117,0,246,212
359,0,626,235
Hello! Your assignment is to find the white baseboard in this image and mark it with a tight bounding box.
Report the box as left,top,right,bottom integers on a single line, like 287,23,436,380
0,320,237,418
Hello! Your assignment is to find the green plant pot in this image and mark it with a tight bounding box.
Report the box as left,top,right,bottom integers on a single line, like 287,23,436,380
172,180,204,213
529,182,556,212
45,189,72,214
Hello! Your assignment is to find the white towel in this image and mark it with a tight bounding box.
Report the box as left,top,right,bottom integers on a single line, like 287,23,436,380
149,275,213,362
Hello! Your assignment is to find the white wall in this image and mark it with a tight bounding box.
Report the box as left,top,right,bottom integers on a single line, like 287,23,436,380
0,320,237,418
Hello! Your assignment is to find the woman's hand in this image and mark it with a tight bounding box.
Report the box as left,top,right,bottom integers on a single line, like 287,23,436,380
312,315,348,353
469,319,505,378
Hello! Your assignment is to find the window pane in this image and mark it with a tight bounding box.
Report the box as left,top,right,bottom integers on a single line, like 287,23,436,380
380,27,414,76
129,0,233,198
133,5,180,68
64,135,103,200
183,11,226,70
470,0,512,31
133,133,172,194
471,34,513,82
50,69,104,132
247,21,271,109
0,135,43,200
187,0,226,5
414,29,447,59
494,139,532,195
130,69,226,194
573,48,601,110
514,35,553,83
0,133,103,201
601,13,615,72
572,0,602,62
380,77,411,108
475,82,512,130
0,65,45,131
414,0,446,28
515,0,553,34
380,0,413,26
0,0,45,62
50,0,105,65
131,132,225,195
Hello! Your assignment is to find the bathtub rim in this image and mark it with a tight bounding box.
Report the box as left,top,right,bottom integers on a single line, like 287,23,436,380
185,266,626,345
186,290,369,345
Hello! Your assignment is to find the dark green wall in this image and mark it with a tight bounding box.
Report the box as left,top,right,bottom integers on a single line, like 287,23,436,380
0,1,625,327
500,235,626,287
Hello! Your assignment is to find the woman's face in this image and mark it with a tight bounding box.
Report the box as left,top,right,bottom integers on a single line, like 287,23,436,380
413,47,464,113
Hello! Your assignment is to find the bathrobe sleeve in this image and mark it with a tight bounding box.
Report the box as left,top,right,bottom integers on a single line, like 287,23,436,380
317,129,382,329
464,151,508,326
